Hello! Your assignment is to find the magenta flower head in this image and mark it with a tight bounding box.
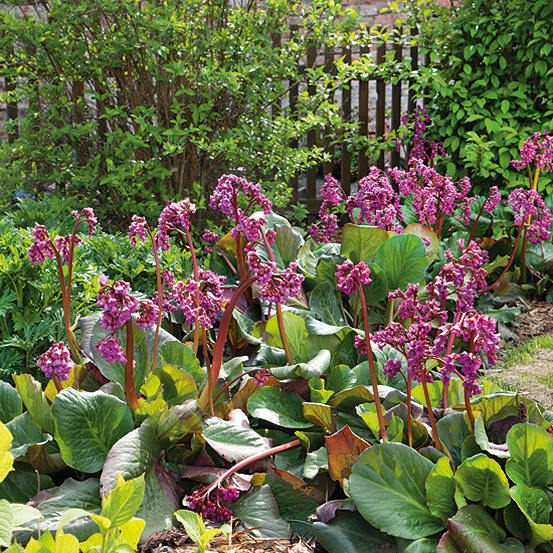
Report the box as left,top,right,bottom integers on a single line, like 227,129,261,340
335,260,371,295
28,224,56,265
508,188,552,243
202,230,219,243
128,215,148,247
511,131,553,172
483,186,501,214
37,342,74,381
254,368,271,387
186,484,240,522
170,269,226,329
72,207,98,236
156,199,196,251
96,335,127,364
246,250,304,304
97,280,140,332
346,167,403,232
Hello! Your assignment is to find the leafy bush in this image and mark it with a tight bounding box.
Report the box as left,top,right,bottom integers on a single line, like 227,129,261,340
415,0,553,193
0,0,364,224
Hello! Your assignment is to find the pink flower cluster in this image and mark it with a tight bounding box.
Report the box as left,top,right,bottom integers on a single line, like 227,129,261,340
28,208,97,265
511,132,553,172
310,175,344,242
170,269,226,329
95,277,158,364
482,186,501,214
247,249,304,305
434,310,500,395
394,107,445,163
28,224,56,265
427,239,489,312
254,368,271,387
37,342,74,381
128,215,148,246
156,199,196,251
508,188,552,243
372,284,442,384
209,174,272,242
186,484,240,522
390,159,472,227
346,168,403,232
335,260,372,295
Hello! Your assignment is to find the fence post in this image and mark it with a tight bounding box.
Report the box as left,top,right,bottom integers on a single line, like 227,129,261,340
375,42,386,170
341,46,352,195
358,45,369,179
391,42,402,168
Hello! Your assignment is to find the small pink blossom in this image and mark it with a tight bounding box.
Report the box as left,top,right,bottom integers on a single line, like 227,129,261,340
335,260,372,295
37,342,74,381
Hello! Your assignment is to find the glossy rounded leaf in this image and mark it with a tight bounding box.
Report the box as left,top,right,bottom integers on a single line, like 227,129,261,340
340,224,389,264
247,387,312,429
349,442,444,539
374,233,428,291
506,423,553,486
425,457,456,522
455,453,510,508
53,389,134,473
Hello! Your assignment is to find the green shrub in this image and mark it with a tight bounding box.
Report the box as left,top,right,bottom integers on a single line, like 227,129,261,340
416,0,553,193
0,0,363,225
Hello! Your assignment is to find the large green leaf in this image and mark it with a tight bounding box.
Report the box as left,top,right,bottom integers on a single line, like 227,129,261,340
150,364,197,405
100,424,162,494
6,412,50,458
0,382,22,424
159,341,205,388
373,234,428,291
455,454,510,508
53,388,134,473
247,387,311,429
349,443,444,539
506,423,553,486
12,374,54,435
271,350,331,380
402,224,439,262
0,463,54,503
305,511,398,553
155,401,202,441
437,505,524,553
340,224,389,264
424,457,456,522
510,485,553,546
202,417,271,462
232,485,292,538
256,212,304,269
14,478,101,542
436,413,471,467
309,282,343,326
258,312,308,362
265,474,319,526
0,499,14,548
136,465,179,540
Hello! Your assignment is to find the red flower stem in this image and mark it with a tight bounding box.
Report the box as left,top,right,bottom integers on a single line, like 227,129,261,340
436,213,445,239
441,312,463,408
261,229,293,365
124,321,139,413
465,388,475,432
421,379,441,451
50,240,80,361
212,368,262,404
520,167,541,283
183,227,202,356
146,225,164,368
206,439,301,495
202,328,214,416
465,199,487,250
480,224,524,294
276,304,294,365
357,285,387,441
198,277,256,412
52,375,63,393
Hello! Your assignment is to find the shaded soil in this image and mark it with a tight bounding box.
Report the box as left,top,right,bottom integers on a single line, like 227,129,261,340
510,300,553,338
141,529,316,553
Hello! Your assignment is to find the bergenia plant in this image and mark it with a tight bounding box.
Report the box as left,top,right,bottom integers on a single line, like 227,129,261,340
336,259,387,441
29,208,97,389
